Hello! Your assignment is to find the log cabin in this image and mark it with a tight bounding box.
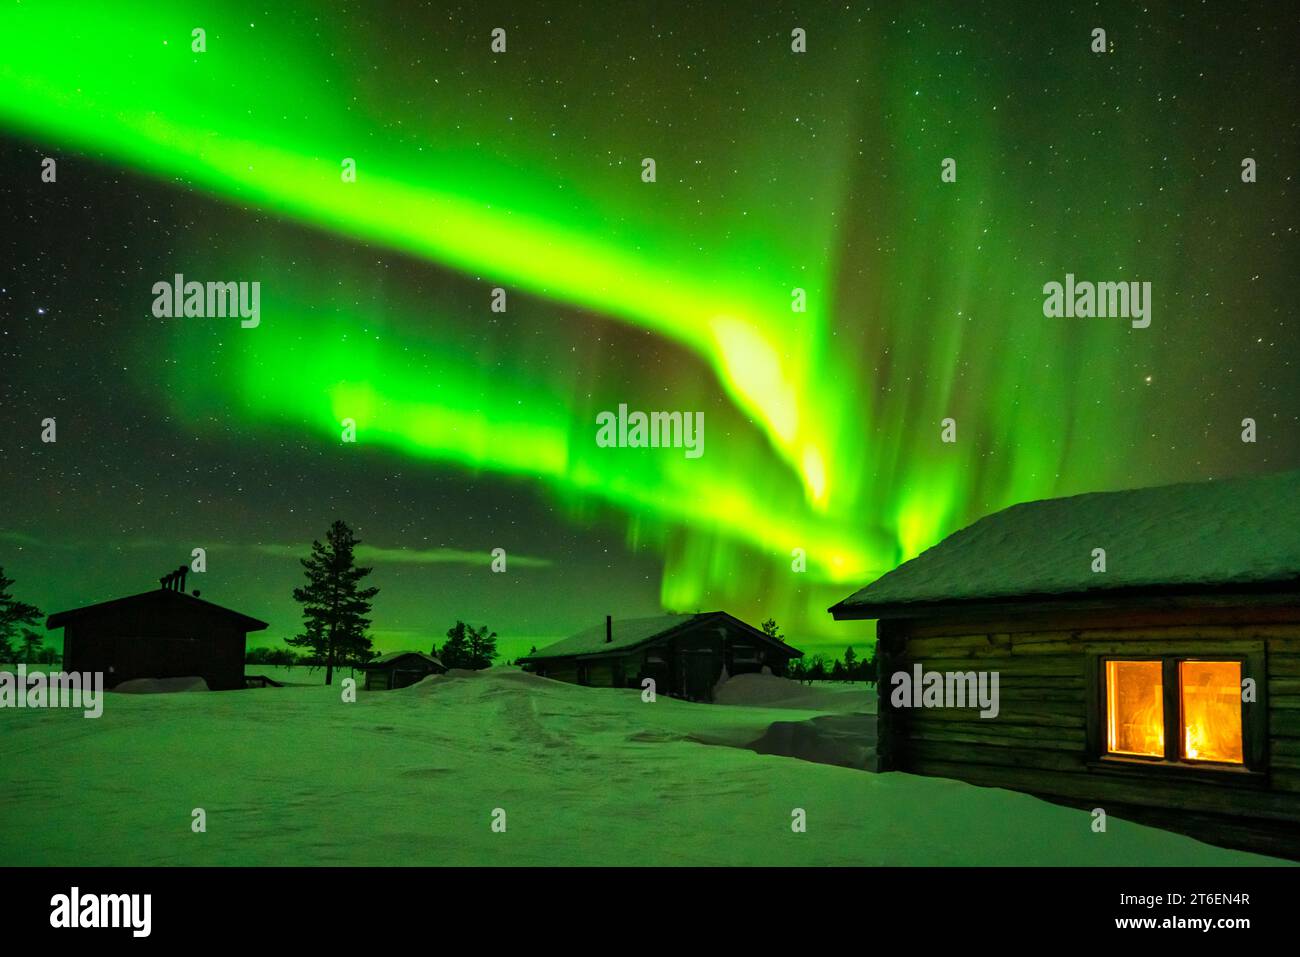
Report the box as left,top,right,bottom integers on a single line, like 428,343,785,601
362,651,446,690
830,469,1300,858
519,612,801,702
46,567,269,691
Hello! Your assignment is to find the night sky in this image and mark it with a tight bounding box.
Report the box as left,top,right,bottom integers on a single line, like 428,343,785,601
1,1,1297,660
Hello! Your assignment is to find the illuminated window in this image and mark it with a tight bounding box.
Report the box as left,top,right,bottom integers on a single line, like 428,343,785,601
1180,661,1243,764
1103,658,1246,766
1106,660,1164,757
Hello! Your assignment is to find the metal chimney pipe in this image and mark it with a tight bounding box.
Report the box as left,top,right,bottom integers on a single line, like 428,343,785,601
606,615,612,644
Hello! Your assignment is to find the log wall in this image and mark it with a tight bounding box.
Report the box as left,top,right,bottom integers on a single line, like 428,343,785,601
878,608,1300,859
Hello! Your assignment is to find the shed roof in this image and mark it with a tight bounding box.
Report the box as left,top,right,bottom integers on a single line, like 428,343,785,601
831,469,1300,619
46,588,269,631
520,611,801,661
364,651,443,669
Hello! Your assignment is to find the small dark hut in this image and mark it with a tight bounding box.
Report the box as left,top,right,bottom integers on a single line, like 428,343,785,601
830,469,1300,858
519,611,802,702
362,651,446,690
46,566,268,691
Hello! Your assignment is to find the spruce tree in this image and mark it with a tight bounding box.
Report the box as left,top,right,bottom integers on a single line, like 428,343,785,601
439,621,472,669
288,520,379,686
467,624,499,670
0,566,42,664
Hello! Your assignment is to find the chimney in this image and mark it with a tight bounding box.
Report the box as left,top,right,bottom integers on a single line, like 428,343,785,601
605,615,612,644
159,566,190,592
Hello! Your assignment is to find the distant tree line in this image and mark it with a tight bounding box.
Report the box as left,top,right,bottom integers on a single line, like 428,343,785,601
788,646,877,684
1,629,59,665
255,622,503,672
247,617,500,673
245,646,306,667
760,617,877,684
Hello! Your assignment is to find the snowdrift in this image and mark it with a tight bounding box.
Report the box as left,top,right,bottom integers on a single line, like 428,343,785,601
713,672,874,712
113,676,210,694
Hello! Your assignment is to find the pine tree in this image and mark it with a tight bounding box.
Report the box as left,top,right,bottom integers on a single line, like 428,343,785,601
287,520,379,686
0,566,42,664
863,645,879,684
439,622,471,669
467,624,499,670
20,628,43,663
439,621,499,670
788,657,807,682
844,646,858,680
806,654,827,681
760,617,785,642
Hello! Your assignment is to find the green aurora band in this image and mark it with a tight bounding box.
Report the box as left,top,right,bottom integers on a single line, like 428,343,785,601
1,2,1187,636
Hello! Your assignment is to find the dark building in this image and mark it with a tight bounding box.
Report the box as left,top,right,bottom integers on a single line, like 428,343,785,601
519,611,802,702
362,651,446,690
46,566,268,691
831,469,1300,858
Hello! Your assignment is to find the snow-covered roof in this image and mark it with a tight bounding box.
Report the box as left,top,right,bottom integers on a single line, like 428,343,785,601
523,614,702,660
365,651,443,669
522,612,800,660
831,469,1300,618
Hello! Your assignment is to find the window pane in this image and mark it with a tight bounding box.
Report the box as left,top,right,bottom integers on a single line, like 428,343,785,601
1106,660,1164,757
1180,661,1243,764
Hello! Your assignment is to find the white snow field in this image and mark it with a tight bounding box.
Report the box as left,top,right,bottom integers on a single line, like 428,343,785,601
0,668,1285,866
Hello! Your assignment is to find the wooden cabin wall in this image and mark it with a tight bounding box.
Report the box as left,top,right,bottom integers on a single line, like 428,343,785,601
56,607,248,690
880,609,1300,858
61,623,87,672
525,622,798,699
584,660,616,687
540,661,580,683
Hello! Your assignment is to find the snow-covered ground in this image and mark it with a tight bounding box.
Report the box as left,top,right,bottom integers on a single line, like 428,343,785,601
0,667,1284,865
713,672,875,711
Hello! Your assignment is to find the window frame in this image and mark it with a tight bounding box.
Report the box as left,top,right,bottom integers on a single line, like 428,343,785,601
1087,649,1266,774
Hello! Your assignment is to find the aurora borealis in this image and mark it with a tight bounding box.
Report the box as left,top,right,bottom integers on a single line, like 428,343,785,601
1,1,1297,657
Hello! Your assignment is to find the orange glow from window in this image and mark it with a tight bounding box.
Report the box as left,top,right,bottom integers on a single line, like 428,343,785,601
1180,661,1244,764
1106,660,1164,757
